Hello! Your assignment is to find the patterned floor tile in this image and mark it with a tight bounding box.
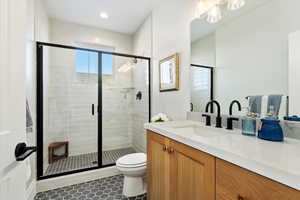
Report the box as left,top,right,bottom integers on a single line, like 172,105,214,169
35,175,146,200
45,148,136,176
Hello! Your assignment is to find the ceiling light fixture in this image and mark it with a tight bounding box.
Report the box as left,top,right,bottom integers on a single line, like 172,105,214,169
195,0,246,23
99,12,109,19
195,1,210,18
227,0,245,10
207,5,222,23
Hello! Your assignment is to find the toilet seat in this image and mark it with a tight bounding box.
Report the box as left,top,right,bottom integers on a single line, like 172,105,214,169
116,153,146,168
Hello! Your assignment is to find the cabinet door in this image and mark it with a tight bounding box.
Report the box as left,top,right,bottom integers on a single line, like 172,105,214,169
147,131,170,200
170,140,216,200
216,158,300,200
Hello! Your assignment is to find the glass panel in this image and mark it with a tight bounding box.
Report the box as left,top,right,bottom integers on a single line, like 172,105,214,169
191,66,212,112
102,54,113,75
42,46,98,176
102,54,149,165
75,50,98,74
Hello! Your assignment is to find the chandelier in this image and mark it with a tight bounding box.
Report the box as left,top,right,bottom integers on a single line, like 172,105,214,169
195,0,246,23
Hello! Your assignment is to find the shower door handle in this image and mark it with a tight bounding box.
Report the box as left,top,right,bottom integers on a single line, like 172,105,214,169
92,104,95,115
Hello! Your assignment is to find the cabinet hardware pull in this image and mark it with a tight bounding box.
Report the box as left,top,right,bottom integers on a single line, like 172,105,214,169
168,147,174,154
162,145,167,151
238,195,244,200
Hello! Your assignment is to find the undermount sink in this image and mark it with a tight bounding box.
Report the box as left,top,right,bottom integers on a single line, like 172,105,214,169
170,124,223,138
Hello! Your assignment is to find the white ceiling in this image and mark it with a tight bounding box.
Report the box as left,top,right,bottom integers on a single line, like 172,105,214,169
43,0,160,35
191,0,272,42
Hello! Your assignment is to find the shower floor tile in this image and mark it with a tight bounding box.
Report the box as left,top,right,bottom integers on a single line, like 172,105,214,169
34,175,147,200
44,147,136,176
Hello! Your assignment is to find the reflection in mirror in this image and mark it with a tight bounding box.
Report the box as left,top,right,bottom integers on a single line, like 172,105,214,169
190,65,213,112
189,0,300,119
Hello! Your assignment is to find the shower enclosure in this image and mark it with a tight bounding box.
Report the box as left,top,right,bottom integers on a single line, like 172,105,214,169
36,42,151,179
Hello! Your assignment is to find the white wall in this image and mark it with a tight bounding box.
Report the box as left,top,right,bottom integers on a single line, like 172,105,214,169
50,19,133,54
133,16,152,57
191,34,215,66
132,16,152,152
151,0,197,120
214,0,300,112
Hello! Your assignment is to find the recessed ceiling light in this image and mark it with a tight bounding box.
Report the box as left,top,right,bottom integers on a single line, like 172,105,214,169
100,12,109,19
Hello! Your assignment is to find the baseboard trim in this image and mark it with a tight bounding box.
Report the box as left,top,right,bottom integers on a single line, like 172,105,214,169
37,166,120,193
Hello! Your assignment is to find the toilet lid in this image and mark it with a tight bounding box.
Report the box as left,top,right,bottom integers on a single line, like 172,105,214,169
117,153,146,166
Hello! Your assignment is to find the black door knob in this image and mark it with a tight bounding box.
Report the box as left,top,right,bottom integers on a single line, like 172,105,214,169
15,142,36,161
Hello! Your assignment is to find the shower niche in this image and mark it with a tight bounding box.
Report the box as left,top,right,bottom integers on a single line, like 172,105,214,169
36,42,151,179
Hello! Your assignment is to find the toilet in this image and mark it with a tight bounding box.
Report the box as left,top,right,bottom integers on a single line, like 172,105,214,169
116,153,147,197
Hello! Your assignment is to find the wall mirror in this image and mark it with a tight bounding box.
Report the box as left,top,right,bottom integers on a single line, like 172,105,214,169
190,0,300,118
160,53,179,92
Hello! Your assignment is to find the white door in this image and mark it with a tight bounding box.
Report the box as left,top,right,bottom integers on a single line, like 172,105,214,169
0,0,29,199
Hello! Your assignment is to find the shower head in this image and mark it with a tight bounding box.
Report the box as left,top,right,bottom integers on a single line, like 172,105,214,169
118,58,138,73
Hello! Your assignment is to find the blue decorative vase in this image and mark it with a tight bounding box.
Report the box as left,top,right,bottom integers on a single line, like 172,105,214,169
258,119,284,142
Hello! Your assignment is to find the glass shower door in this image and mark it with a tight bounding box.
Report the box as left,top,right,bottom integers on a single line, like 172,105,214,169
39,44,99,177
101,53,150,166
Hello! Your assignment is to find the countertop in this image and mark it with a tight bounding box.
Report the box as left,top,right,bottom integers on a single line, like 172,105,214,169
144,120,300,191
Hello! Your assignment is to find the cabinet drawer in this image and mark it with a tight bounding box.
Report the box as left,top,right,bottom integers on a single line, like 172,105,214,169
216,158,300,200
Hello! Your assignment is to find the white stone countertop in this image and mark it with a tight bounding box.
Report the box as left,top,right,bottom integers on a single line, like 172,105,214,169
144,120,300,191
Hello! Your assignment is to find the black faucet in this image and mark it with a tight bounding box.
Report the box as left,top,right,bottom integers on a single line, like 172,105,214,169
204,100,222,128
201,114,211,126
226,100,242,130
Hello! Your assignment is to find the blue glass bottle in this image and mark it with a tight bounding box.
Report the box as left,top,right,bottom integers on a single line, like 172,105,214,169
242,116,257,136
241,108,257,136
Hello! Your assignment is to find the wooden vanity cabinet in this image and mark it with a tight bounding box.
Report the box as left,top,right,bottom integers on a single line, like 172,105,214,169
216,158,300,200
147,130,216,200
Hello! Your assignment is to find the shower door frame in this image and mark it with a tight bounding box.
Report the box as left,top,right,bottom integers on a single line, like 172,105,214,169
36,42,151,180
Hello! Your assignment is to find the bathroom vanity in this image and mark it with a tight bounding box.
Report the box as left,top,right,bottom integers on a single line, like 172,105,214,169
145,121,300,200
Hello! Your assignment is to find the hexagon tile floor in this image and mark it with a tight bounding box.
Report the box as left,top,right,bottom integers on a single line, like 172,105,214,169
34,175,147,200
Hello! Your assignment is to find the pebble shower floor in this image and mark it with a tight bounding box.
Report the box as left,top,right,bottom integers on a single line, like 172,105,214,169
34,175,147,200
